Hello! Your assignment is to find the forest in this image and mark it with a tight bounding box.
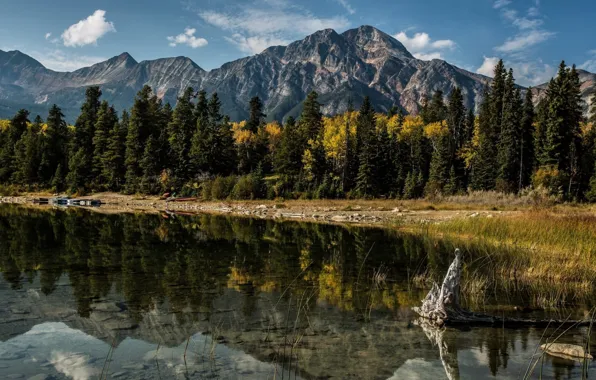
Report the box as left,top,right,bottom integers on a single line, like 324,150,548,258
0,59,595,201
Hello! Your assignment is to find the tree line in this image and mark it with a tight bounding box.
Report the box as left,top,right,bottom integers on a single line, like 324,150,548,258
0,60,595,201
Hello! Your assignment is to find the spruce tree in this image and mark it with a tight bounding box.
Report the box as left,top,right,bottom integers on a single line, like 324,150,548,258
168,87,197,184
422,90,448,124
67,86,102,192
140,135,161,194
92,101,118,189
355,97,378,197
299,91,323,143
496,69,522,193
426,125,451,195
519,89,535,190
124,86,155,193
274,116,302,176
472,86,497,190
39,105,69,187
103,110,128,191
585,92,596,201
0,109,29,182
13,115,42,186
246,96,265,133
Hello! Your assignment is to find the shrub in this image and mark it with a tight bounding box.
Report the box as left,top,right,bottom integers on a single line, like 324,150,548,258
211,176,237,200
232,175,261,200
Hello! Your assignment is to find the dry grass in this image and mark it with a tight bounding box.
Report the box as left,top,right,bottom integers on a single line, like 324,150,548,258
417,212,596,307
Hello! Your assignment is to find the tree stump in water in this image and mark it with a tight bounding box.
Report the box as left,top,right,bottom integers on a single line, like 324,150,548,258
413,249,594,327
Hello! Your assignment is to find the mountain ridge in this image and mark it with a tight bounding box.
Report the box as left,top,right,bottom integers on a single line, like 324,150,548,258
0,25,594,122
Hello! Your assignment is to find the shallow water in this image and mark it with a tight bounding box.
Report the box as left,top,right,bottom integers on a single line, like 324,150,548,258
0,204,594,379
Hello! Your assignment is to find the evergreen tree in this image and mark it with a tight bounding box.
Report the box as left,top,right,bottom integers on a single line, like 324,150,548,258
472,86,498,190
168,87,197,184
0,109,29,182
67,86,102,192
92,101,118,189
421,90,448,124
519,89,535,190
274,116,302,176
355,97,378,196
39,105,69,187
124,86,155,193
140,135,161,194
496,69,522,193
246,96,265,133
446,87,467,191
426,125,451,195
585,92,596,201
13,115,42,185
103,110,128,191
299,91,323,143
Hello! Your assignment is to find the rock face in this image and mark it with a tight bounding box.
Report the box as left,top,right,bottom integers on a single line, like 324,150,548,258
1,25,593,122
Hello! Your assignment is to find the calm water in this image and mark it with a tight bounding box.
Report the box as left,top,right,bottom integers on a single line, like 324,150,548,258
0,204,594,379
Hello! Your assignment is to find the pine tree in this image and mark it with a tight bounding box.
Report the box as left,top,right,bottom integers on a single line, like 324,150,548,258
103,110,127,191
246,96,265,133
39,105,69,187
426,124,451,195
67,86,102,192
140,135,161,194
472,86,497,190
274,116,302,176
355,97,378,197
446,87,467,191
299,91,323,143
92,101,118,189
519,89,535,190
496,69,522,193
13,115,42,185
168,87,197,184
0,109,29,182
421,90,448,124
124,86,155,193
585,92,596,201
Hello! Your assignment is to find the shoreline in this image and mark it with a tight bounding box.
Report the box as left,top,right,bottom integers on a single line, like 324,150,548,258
1,192,517,227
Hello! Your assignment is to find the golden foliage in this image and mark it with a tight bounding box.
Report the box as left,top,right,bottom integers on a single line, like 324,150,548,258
322,112,357,161
397,115,425,141
232,121,254,145
0,120,10,131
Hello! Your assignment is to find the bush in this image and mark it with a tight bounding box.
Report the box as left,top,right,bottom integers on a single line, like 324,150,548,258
232,175,262,200
211,176,237,200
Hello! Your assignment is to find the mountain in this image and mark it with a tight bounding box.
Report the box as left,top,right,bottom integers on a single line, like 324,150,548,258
1,25,592,122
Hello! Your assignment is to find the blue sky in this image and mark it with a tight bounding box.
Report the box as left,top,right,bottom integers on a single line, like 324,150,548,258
0,0,594,86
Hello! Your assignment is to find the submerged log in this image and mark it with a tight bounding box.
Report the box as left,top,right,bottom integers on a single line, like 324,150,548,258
413,249,595,327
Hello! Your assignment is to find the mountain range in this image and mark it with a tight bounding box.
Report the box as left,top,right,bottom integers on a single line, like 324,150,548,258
0,25,594,122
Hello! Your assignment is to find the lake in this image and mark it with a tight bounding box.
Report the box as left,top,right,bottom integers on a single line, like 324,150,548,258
0,204,594,379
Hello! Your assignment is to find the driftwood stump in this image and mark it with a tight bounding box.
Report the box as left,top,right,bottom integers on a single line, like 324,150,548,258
413,249,594,327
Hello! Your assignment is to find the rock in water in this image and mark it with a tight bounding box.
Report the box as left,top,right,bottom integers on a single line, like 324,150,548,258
540,343,593,360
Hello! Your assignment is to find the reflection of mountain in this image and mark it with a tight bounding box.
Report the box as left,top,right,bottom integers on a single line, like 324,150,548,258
0,205,594,378
0,276,434,379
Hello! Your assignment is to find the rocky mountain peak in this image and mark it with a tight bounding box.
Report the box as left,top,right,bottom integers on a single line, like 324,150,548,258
342,25,414,60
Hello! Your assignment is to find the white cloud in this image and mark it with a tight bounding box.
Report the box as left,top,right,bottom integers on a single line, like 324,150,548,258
225,34,288,54
393,31,455,61
476,56,555,85
528,7,540,17
336,0,355,15
51,351,100,380
45,32,52,40
33,49,107,72
414,52,444,60
579,60,596,73
476,56,500,76
493,0,511,9
495,29,555,53
198,1,350,54
167,27,208,48
61,10,115,47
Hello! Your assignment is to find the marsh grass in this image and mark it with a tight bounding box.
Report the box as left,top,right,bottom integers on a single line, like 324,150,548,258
423,213,596,294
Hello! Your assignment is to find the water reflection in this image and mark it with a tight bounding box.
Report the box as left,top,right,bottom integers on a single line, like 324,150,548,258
0,204,594,379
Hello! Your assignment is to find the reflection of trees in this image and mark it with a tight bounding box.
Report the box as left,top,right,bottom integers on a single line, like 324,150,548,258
3,205,590,324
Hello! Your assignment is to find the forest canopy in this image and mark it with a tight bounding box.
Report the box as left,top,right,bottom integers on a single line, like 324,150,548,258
1,60,595,202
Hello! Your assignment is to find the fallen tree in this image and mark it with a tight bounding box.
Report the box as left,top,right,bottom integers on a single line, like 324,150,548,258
413,249,594,327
